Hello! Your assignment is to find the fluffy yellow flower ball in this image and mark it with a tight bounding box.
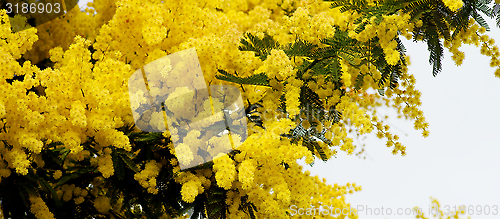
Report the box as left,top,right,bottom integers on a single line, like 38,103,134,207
29,196,55,219
181,180,201,203
213,154,236,190
442,0,464,11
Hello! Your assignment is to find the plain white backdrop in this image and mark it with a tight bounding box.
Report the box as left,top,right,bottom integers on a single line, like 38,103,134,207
75,1,500,218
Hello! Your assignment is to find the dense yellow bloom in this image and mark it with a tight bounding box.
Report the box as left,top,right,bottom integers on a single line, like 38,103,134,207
134,160,161,194
97,152,114,178
181,178,202,203
29,196,55,219
442,0,464,11
213,154,236,190
0,0,497,217
4,148,30,175
93,196,111,214
341,66,353,87
69,100,88,128
238,159,257,190
257,49,294,81
175,171,208,203
285,77,303,116
94,128,132,151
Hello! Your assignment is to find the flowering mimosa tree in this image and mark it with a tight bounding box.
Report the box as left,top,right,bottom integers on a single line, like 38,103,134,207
0,0,499,218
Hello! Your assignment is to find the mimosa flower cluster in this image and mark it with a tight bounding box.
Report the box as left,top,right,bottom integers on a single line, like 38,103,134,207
134,160,161,194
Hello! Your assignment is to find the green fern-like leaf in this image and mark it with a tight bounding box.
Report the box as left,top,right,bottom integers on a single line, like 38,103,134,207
119,152,139,173
238,32,280,61
110,149,126,180
425,22,444,76
402,0,435,20
309,46,338,59
309,58,338,76
325,0,369,12
432,9,452,41
497,10,500,28
472,10,490,30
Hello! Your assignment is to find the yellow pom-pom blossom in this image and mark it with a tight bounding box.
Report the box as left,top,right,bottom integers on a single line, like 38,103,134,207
97,149,114,178
175,171,208,203
134,160,162,194
285,77,303,116
213,154,237,190
237,159,257,190
4,147,31,175
94,128,132,151
53,170,62,180
70,100,88,128
60,184,76,202
257,49,294,81
180,179,200,203
442,0,464,11
341,68,353,87
0,159,12,183
283,6,336,44
93,196,111,214
29,196,55,219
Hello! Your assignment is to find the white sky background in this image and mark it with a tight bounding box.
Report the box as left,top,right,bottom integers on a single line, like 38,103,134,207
76,1,500,218
301,21,500,219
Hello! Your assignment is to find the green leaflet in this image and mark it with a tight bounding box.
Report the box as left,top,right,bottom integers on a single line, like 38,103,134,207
239,32,280,61
282,38,318,57
215,69,270,86
38,177,63,207
239,32,318,60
